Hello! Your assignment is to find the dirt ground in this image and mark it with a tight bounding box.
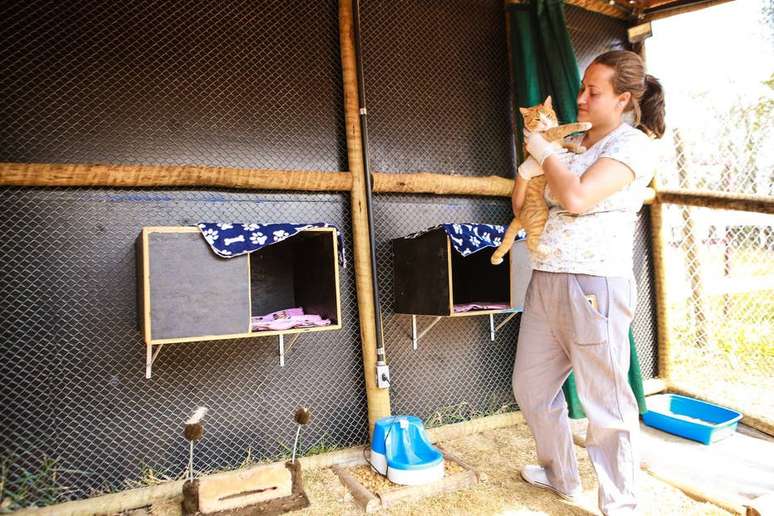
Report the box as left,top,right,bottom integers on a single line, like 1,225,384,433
292,422,728,516
143,419,729,516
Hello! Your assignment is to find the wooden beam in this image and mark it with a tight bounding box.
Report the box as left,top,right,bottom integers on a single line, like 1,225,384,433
0,162,657,204
656,189,774,215
564,0,630,20
372,171,513,197
643,0,733,22
0,162,352,192
338,0,391,434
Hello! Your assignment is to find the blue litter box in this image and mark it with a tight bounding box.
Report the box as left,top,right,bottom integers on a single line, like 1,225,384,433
642,394,743,445
370,415,444,486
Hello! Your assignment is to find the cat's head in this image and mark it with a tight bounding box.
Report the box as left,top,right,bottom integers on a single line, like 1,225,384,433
519,96,558,132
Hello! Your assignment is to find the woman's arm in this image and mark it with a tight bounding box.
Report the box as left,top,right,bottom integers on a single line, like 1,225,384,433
524,130,635,214
511,174,529,216
542,155,634,214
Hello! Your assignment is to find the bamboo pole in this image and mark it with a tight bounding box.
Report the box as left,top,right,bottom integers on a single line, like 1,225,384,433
657,189,774,215
338,0,391,434
0,162,657,202
649,181,671,380
372,171,513,197
0,162,352,191
634,32,672,385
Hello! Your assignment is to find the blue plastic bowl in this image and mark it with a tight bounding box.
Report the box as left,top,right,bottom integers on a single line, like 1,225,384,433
642,394,742,445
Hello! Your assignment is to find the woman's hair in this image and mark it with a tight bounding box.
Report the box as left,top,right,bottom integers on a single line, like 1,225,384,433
591,50,666,139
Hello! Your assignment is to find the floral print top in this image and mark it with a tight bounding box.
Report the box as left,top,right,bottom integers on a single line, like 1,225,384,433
531,123,656,278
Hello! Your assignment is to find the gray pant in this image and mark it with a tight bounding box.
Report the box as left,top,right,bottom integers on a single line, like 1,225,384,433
513,271,640,515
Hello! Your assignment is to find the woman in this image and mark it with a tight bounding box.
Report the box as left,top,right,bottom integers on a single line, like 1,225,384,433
511,50,665,515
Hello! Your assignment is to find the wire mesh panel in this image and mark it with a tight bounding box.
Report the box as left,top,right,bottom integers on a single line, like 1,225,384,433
375,195,521,423
0,0,357,505
565,5,664,374
0,0,347,170
660,205,774,425
647,0,773,196
565,5,627,74
0,188,367,502
376,195,657,425
0,0,661,508
633,209,659,379
360,0,515,177
644,0,773,423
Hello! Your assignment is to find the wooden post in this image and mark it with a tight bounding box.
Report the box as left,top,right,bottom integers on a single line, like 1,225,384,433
338,0,391,434
636,33,672,383
649,198,671,381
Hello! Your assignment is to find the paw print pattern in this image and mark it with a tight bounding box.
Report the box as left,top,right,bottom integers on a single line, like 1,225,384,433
202,228,219,244
273,230,289,242
250,232,267,245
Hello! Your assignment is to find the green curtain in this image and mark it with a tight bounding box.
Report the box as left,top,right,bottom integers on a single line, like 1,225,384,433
505,0,647,419
562,329,648,418
506,0,580,163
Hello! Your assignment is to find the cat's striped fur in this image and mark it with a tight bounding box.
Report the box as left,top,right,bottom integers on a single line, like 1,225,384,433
491,97,590,265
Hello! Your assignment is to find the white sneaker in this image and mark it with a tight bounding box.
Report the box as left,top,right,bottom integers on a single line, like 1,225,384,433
520,464,583,503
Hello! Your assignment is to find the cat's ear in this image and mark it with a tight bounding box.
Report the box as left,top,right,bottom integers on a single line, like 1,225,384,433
519,106,529,115
544,96,553,109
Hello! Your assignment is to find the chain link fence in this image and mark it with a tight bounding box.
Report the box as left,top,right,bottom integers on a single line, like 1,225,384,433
647,0,774,425
662,205,774,425
0,0,657,508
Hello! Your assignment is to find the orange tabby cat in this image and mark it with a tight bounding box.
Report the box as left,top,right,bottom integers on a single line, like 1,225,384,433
491,96,591,265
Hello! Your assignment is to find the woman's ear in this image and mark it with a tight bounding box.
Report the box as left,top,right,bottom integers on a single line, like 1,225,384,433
618,91,632,109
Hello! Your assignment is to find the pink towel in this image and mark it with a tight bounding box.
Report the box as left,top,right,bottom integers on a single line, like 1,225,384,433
453,302,509,313
251,307,331,332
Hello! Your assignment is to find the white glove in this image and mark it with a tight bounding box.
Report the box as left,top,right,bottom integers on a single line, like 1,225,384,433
524,129,564,166
553,147,574,167
517,156,543,180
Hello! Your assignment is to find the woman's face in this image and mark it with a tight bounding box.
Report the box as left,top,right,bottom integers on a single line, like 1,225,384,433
577,63,630,127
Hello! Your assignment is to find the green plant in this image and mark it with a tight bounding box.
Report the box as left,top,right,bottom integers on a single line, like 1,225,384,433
0,455,86,511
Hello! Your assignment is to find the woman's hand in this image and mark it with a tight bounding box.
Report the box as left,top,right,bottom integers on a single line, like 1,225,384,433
524,129,564,166
517,156,543,181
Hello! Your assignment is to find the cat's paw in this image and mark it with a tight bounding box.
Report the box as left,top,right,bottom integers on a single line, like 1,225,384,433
564,143,586,154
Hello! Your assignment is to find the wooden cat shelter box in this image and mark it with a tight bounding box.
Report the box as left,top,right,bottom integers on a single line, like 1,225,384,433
137,226,341,378
393,226,531,317
392,226,531,348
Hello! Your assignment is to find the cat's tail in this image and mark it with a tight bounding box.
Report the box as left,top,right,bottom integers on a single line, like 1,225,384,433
491,217,523,265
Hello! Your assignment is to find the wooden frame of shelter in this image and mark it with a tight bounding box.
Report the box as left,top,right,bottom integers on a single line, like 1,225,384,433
0,0,771,438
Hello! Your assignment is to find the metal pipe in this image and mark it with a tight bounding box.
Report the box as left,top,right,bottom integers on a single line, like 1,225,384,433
352,0,386,364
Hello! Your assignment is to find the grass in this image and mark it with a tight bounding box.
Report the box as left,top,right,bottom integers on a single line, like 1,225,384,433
0,455,87,512
1,434,344,512
668,285,774,424
669,290,774,371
